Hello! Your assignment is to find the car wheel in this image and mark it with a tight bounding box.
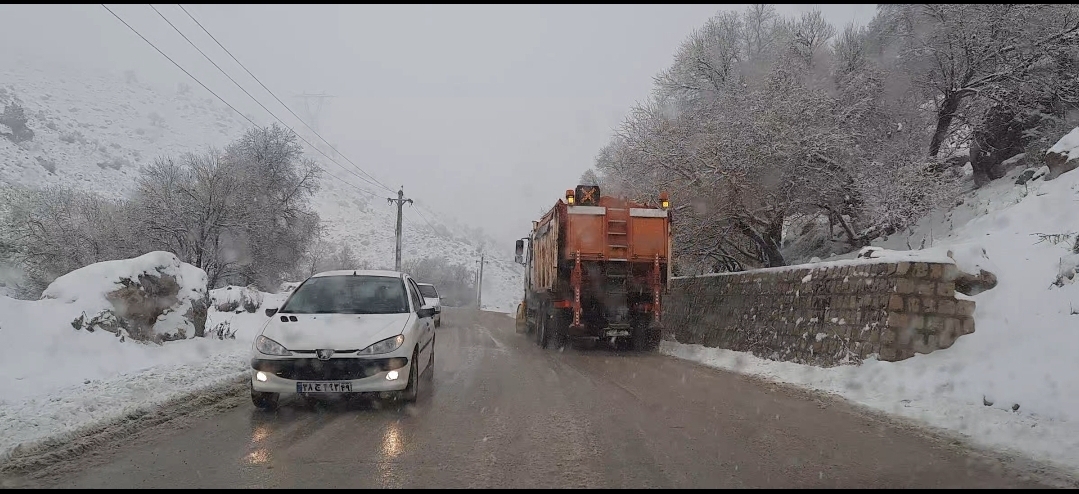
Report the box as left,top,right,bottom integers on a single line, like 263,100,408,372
399,347,420,403
251,384,279,411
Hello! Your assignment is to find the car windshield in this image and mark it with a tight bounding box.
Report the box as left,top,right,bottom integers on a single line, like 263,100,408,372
279,275,410,314
417,284,438,298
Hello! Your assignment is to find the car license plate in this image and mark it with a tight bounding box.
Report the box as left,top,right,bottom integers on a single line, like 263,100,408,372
605,330,630,337
296,382,353,393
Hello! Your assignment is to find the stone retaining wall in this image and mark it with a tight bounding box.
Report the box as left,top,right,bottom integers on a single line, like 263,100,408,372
664,260,976,366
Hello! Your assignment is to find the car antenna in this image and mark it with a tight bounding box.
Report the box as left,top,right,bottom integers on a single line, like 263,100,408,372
353,270,357,276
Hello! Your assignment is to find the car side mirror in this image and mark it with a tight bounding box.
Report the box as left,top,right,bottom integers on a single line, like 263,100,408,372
265,307,278,317
514,239,525,265
418,305,436,319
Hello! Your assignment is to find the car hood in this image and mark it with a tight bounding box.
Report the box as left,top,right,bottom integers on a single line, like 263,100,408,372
260,313,411,352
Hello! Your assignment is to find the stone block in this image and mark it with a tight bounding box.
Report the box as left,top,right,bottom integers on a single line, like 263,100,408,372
921,297,937,313
956,300,976,317
937,299,956,315
928,263,943,280
906,297,921,313
878,346,898,361
896,278,916,294
925,315,945,333
888,294,904,311
915,282,935,297
895,262,911,276
912,262,929,278
936,282,955,297
886,311,909,329
913,334,939,354
961,317,975,335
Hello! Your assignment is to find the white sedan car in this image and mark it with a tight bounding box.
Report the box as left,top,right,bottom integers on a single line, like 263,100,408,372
416,282,442,328
250,270,437,410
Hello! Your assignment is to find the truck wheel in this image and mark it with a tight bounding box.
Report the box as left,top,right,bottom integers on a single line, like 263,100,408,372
632,324,650,352
537,310,550,348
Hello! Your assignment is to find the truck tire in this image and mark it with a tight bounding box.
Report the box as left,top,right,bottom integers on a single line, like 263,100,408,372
537,310,550,348
632,324,660,352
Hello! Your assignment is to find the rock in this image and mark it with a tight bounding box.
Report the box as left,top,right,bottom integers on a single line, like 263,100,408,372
1014,168,1038,185
48,251,208,343
1045,127,1079,180
953,269,998,296
105,273,182,341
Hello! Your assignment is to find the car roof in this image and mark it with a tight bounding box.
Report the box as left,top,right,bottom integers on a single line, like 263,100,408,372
310,269,406,279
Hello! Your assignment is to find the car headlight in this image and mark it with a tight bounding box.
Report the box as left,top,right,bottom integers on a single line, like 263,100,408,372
255,335,292,356
357,334,405,355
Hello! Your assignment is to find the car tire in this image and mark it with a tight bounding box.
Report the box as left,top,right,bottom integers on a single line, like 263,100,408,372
251,384,279,411
398,347,420,403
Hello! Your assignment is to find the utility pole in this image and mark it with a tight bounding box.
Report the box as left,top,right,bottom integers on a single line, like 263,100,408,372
387,187,413,271
476,253,485,309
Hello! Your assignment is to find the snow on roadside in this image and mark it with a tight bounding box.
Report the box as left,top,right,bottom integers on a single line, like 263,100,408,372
662,163,1079,474
0,298,268,461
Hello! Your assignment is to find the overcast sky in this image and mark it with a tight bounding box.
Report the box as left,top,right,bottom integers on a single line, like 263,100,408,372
0,4,877,246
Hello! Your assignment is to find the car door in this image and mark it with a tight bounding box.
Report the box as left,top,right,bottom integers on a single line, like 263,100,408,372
406,277,434,372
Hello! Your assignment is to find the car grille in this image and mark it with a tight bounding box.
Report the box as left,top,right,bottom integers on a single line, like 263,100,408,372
251,357,409,381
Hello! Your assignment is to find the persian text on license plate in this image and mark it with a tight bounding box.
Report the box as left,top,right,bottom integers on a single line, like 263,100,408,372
605,330,630,337
296,382,353,393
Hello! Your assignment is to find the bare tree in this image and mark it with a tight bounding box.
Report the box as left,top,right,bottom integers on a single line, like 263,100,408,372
883,4,1079,159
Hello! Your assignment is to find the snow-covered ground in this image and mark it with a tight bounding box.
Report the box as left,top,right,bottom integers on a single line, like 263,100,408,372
0,61,523,311
0,293,272,461
663,158,1079,474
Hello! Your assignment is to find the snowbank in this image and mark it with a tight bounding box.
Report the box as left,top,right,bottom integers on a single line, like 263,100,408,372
664,163,1079,473
0,299,267,461
41,251,208,340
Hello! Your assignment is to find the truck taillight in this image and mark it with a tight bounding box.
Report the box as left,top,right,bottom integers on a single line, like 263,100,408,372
660,191,670,209
566,189,575,205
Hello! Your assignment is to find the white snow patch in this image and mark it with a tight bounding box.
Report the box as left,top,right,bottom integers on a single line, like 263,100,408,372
0,302,268,459
1047,126,1079,163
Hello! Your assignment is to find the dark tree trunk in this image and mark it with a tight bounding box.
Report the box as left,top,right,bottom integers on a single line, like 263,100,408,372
928,91,964,158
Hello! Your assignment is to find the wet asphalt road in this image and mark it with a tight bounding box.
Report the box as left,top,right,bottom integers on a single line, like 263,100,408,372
3,308,1066,488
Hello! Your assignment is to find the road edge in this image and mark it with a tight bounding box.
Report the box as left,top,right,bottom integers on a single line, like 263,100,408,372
659,347,1079,489
0,372,248,477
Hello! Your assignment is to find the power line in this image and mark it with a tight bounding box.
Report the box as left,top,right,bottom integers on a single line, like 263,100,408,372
176,4,395,194
101,4,382,199
101,5,257,128
410,205,441,234
149,4,386,193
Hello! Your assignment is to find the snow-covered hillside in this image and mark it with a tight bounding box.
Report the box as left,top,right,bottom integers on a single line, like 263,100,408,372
0,62,523,312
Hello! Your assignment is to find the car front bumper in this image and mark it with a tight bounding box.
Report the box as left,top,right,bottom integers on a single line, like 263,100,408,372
250,356,412,394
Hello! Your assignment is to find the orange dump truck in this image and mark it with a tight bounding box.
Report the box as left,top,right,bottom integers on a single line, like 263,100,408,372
514,185,672,351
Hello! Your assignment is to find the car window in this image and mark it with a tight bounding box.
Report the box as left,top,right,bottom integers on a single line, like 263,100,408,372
406,278,424,312
417,284,438,299
278,275,410,314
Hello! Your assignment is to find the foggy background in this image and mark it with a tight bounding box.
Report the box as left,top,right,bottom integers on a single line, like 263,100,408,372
0,4,877,246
